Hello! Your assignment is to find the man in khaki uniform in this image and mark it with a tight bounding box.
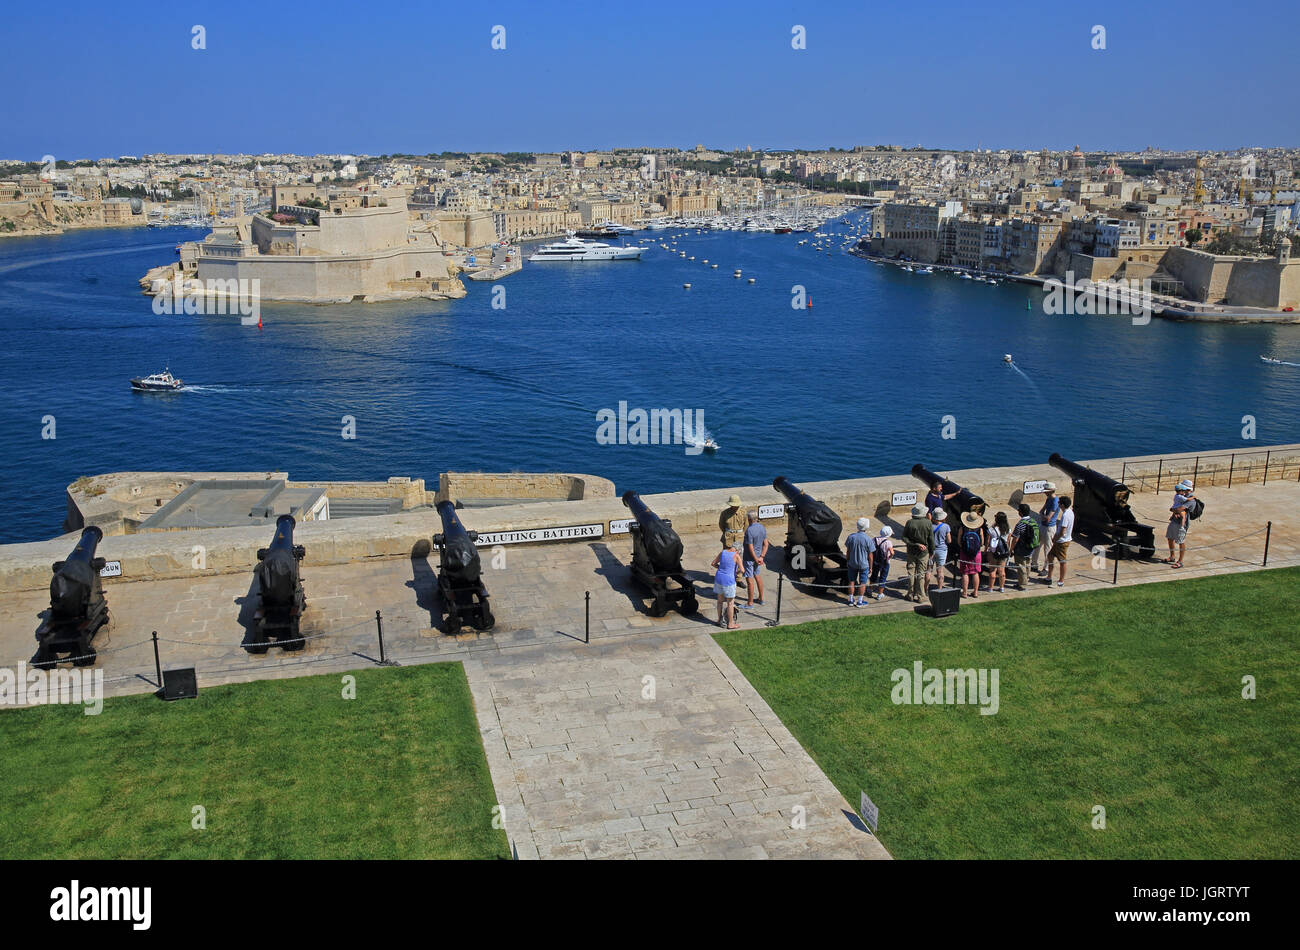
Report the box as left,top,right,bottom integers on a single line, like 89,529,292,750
719,494,747,550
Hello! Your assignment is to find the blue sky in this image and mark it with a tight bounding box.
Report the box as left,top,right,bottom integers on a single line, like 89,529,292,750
2,0,1294,159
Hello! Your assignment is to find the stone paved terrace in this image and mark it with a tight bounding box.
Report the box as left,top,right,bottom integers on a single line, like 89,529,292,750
2,475,1297,859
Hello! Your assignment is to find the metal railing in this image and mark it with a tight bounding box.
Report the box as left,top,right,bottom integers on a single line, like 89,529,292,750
1120,449,1300,493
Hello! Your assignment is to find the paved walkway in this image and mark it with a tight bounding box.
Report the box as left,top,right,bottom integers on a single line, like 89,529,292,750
2,479,1296,858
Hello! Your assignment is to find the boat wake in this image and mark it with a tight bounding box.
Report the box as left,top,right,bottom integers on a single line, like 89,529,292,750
1006,360,1043,398
1260,356,1300,367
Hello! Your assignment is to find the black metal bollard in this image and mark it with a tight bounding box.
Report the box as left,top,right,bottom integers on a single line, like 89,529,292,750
150,631,161,691
375,610,397,666
1112,555,1119,585
1263,522,1272,567
771,572,784,626
584,590,590,644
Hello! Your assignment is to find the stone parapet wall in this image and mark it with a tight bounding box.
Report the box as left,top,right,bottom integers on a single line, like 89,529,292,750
436,472,615,504
7,446,1296,594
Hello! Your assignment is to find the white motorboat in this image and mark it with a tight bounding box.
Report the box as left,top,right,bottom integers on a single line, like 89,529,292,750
528,236,645,261
131,367,183,392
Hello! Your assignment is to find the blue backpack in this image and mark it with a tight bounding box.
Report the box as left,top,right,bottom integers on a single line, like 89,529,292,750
961,527,981,556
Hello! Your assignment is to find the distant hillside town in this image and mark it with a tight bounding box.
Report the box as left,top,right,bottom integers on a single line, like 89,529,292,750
3,144,1298,309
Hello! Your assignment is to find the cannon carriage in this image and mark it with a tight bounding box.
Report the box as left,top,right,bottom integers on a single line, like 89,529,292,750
773,476,847,591
621,491,699,617
248,514,307,653
33,527,110,669
1049,454,1156,560
432,501,495,634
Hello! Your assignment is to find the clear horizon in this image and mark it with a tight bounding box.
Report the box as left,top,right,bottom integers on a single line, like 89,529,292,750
3,0,1296,159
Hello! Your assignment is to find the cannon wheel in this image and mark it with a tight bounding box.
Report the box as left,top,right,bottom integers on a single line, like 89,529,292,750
648,593,669,618
245,627,270,655
678,595,698,616
72,643,98,668
472,606,495,631
444,609,463,635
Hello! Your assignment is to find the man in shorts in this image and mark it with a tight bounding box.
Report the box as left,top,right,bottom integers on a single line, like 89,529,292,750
845,517,875,606
742,510,769,608
1165,480,1193,568
1048,496,1074,587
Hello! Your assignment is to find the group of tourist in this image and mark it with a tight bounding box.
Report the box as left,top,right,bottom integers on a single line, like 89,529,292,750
709,479,1197,623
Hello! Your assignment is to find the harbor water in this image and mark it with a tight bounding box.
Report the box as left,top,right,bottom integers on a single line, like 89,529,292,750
1,219,1299,543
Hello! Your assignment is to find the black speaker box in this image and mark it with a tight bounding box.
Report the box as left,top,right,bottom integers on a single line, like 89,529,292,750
929,587,961,618
158,667,198,701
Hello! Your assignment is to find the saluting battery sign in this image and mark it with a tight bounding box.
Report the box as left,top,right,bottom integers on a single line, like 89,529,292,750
473,524,604,545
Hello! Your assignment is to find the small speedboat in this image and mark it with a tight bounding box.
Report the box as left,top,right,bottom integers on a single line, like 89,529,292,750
702,438,719,453
1003,354,1014,364
1261,356,1284,364
131,367,183,391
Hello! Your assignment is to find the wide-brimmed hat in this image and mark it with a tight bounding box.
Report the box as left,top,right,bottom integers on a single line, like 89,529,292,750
726,494,743,508
1043,481,1057,492
1176,480,1193,491
961,512,985,529
931,508,947,520
911,505,925,517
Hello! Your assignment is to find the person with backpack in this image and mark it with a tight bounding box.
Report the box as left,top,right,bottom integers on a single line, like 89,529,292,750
1164,480,1198,568
985,510,1011,593
844,517,876,607
870,525,894,600
957,512,986,598
1009,503,1040,591
930,508,952,590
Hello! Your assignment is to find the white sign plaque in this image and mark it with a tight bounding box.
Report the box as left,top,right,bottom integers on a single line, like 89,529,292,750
1023,480,1048,494
859,791,879,833
609,518,632,535
891,491,917,508
474,524,603,546
99,561,122,578
758,504,785,519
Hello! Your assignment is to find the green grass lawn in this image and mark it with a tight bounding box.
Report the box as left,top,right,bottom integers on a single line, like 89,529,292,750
0,662,510,859
716,567,1300,859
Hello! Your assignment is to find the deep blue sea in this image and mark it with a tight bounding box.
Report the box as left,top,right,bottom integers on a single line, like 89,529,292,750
2,217,1299,543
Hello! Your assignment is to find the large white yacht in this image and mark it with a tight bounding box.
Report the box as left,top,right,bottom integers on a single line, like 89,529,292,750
528,236,645,261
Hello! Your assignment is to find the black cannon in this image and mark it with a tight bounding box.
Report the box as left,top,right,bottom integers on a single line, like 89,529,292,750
773,476,847,590
433,501,494,634
1049,454,1156,560
248,514,307,652
911,464,986,528
33,527,110,668
622,491,698,617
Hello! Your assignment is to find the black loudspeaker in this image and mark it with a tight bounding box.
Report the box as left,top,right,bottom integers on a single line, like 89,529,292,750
929,587,961,618
157,667,198,701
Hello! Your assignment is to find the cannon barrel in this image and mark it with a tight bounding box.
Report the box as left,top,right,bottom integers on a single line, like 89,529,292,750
1049,454,1132,508
773,476,842,552
256,515,304,607
266,514,296,553
435,500,482,583
910,464,986,516
622,490,684,573
49,527,105,620
1048,453,1155,559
